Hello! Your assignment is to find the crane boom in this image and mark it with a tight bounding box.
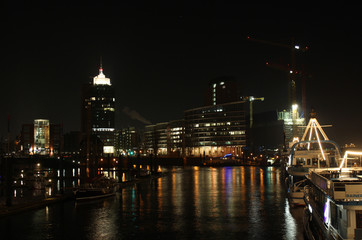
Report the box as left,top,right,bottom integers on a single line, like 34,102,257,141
247,35,305,140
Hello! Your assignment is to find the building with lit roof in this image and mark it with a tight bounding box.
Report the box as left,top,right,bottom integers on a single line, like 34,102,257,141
81,65,116,154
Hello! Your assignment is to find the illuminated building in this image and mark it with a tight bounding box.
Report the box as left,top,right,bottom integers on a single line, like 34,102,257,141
81,65,115,154
144,122,168,156
20,119,62,156
204,77,240,106
34,119,50,154
116,127,139,155
167,120,185,157
184,101,246,157
142,77,245,158
143,124,156,155
278,108,305,147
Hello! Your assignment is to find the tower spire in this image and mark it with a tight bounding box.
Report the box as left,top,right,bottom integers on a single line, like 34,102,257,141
99,56,103,74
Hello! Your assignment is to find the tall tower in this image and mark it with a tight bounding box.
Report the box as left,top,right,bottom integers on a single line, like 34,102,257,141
82,64,116,154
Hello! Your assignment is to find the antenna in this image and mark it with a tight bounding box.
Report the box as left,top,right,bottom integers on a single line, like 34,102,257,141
99,56,103,74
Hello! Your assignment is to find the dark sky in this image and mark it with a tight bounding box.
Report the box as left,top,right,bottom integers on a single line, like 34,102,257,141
2,2,362,146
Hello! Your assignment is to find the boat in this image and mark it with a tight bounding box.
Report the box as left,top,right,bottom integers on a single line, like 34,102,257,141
74,175,118,201
285,115,342,207
303,151,362,240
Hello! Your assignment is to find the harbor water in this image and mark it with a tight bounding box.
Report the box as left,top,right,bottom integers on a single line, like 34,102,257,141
0,166,304,240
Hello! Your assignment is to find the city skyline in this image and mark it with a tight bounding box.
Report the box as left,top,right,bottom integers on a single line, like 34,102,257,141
2,3,362,146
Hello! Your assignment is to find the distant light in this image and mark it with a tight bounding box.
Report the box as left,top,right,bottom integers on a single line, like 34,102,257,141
295,45,300,49
292,104,298,111
289,70,293,74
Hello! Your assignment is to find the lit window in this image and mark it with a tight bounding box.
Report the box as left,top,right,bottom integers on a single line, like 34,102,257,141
220,82,224,85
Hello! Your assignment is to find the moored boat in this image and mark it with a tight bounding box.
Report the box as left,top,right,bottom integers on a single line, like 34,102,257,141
285,115,342,207
303,151,362,240
74,175,118,201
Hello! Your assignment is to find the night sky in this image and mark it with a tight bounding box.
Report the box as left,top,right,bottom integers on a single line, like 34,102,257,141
2,2,362,146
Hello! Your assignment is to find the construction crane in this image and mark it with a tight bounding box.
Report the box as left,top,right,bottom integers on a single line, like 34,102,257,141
247,36,308,138
265,61,308,120
244,96,264,128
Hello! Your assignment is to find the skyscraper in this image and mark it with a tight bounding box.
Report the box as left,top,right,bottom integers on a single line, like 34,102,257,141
81,64,116,154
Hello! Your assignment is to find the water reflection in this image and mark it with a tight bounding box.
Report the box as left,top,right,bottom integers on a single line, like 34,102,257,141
0,166,305,240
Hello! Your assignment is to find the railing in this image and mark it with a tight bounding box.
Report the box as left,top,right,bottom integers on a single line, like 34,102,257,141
310,171,331,193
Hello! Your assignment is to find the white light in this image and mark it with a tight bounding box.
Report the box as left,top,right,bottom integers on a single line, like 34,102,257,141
104,146,115,154
295,46,300,49
292,104,298,110
339,151,362,169
93,69,111,85
92,128,115,132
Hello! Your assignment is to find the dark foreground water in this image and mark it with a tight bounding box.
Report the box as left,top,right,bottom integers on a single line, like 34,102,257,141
0,166,304,240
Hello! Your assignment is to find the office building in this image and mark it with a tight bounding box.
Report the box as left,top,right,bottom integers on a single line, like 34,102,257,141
143,122,169,156
20,119,63,156
81,65,116,154
184,101,246,157
116,127,139,155
167,120,185,157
